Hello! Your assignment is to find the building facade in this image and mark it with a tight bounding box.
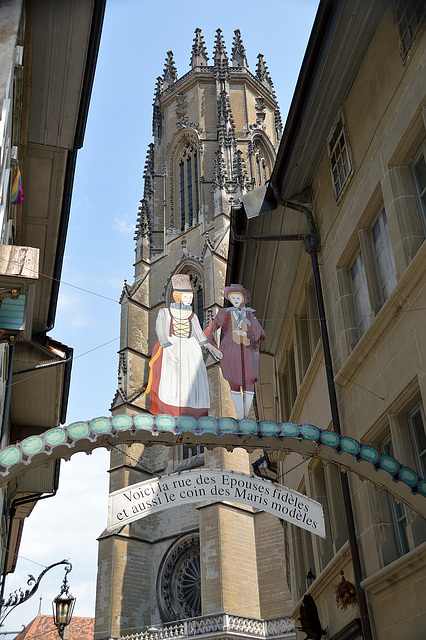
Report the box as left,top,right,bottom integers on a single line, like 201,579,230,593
230,1,426,639
0,0,104,599
94,29,295,640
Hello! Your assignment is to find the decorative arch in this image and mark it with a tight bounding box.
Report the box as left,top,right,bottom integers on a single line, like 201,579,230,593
0,415,424,517
248,132,276,188
167,129,202,232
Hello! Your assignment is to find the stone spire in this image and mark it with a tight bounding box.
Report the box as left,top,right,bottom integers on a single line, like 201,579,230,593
190,28,208,68
163,51,177,89
152,76,162,138
232,29,248,68
255,53,274,93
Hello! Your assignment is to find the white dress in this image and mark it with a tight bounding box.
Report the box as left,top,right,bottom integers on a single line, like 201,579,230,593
156,307,210,411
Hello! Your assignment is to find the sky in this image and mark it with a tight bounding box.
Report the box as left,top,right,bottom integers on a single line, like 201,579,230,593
2,0,319,632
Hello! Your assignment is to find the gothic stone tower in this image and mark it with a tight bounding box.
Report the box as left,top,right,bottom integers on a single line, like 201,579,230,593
94,29,291,639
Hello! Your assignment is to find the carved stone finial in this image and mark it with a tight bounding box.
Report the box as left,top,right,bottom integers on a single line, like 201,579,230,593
232,29,248,69
163,51,177,89
191,28,209,68
255,54,274,93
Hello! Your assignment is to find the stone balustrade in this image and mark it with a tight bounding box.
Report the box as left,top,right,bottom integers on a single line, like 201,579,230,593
119,613,295,640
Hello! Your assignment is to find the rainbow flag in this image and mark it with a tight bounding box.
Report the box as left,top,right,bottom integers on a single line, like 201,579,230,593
11,168,26,205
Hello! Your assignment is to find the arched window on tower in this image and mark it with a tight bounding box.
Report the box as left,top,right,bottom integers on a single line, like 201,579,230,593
251,139,271,188
178,142,200,231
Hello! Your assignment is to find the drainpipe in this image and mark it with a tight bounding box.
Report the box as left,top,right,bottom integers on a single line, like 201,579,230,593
231,196,373,640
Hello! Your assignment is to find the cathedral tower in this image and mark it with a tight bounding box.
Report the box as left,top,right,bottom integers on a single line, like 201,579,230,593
94,30,291,639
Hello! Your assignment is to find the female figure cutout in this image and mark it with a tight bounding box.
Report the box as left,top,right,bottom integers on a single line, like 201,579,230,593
146,274,222,416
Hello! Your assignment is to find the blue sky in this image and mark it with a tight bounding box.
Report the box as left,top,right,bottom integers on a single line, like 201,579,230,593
3,0,319,630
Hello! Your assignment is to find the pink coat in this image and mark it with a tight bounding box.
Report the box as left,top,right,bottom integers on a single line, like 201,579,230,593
205,307,265,392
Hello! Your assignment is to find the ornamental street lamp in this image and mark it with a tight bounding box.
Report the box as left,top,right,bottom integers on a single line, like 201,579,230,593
52,564,75,639
0,560,73,631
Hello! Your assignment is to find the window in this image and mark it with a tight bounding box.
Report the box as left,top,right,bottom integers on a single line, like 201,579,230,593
328,114,354,198
308,462,348,572
183,445,204,459
171,140,200,232
409,403,426,476
372,209,397,303
294,285,320,386
350,251,371,338
180,162,185,230
383,438,410,556
412,148,426,228
373,397,426,566
250,139,271,188
288,483,316,602
278,348,297,421
394,0,425,60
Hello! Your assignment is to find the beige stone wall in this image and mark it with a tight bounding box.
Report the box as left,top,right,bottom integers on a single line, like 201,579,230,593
260,5,426,640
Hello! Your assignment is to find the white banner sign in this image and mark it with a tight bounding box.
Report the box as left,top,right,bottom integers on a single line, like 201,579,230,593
108,469,325,537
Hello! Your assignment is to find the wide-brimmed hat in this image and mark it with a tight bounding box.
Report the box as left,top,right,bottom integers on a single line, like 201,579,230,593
224,284,250,304
172,273,192,292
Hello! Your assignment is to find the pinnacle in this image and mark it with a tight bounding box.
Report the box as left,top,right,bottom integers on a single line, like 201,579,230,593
163,51,177,88
214,29,228,65
232,29,248,68
256,54,274,93
191,28,208,68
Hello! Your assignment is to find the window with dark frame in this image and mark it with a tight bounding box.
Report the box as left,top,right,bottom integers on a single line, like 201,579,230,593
182,445,204,459
180,161,185,231
328,116,353,198
394,0,425,60
178,143,200,232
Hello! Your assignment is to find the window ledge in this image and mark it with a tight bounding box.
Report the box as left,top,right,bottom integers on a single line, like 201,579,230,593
361,541,426,596
335,241,426,388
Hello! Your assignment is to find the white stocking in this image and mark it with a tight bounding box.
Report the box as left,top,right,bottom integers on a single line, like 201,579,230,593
231,390,244,420
244,391,255,418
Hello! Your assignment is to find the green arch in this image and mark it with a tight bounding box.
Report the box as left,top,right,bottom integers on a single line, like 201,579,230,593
0,415,424,516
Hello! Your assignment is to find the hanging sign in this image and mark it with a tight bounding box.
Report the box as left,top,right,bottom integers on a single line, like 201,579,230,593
108,469,325,537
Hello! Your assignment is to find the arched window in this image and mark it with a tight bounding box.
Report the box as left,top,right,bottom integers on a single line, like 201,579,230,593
176,141,200,231
252,139,270,187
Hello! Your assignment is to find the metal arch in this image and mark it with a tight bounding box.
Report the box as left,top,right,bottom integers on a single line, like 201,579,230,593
0,415,425,516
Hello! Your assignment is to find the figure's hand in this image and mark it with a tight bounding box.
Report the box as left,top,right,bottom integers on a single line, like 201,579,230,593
166,346,179,363
206,344,223,360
